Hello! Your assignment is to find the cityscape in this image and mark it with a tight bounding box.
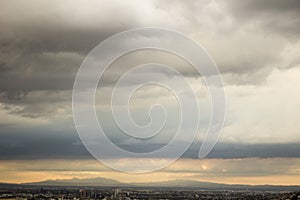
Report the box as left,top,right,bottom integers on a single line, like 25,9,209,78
1,186,300,200
1,177,300,200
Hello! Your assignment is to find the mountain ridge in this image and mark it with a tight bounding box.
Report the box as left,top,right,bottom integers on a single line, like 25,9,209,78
24,177,126,187
19,177,300,191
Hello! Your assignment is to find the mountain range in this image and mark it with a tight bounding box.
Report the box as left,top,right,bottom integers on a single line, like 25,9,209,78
17,177,300,191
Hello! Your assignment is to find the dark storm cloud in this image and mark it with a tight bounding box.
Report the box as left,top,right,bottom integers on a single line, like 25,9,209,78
195,143,300,159
152,0,300,86
0,129,90,160
0,0,299,95
0,31,122,92
0,0,141,93
118,142,300,159
219,1,300,83
227,0,300,15
0,90,72,118
0,1,140,54
225,0,300,37
0,127,299,160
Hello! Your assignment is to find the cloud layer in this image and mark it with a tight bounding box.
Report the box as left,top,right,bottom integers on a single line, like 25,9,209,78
0,0,300,162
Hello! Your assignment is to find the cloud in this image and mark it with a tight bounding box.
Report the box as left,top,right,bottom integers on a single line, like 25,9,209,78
0,0,299,94
0,58,300,160
0,0,300,163
0,126,300,160
0,0,143,93
225,0,300,37
153,0,300,83
221,68,300,144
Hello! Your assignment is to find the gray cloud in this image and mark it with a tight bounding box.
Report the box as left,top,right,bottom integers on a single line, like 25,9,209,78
0,121,299,160
0,0,299,95
0,0,142,93
221,0,300,48
153,0,300,84
0,0,300,162
0,128,89,160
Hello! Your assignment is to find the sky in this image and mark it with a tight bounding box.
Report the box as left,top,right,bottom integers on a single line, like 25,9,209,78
0,0,300,184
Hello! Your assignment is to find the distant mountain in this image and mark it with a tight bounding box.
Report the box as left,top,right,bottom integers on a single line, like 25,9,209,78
19,177,300,191
133,179,226,188
24,177,126,187
141,179,300,191
0,182,20,187
24,177,225,188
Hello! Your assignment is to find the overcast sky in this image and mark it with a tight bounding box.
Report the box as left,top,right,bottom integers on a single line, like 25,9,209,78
0,0,300,184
